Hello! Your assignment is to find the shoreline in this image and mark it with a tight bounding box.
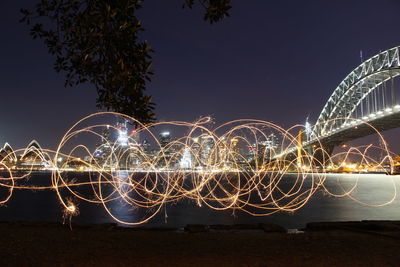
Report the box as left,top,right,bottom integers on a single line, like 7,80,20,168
2,219,400,232
0,220,399,266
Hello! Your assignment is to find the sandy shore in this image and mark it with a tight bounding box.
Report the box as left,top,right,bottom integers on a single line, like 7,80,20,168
0,221,399,266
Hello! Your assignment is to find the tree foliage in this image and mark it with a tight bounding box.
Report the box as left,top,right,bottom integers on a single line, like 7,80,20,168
183,0,231,23
20,0,231,123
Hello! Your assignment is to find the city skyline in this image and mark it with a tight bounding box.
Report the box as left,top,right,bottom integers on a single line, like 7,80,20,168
1,0,400,150
1,3,400,265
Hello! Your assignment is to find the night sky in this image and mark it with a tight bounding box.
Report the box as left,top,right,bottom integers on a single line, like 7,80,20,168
1,0,400,150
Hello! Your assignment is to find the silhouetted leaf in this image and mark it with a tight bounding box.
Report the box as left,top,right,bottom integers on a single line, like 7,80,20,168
21,0,231,124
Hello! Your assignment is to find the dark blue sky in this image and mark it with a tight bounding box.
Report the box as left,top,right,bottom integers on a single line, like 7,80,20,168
1,0,400,149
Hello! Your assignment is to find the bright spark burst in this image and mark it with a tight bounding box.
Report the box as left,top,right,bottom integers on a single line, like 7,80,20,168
0,112,397,225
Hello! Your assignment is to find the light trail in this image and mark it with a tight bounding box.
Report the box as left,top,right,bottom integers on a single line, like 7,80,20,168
0,112,398,225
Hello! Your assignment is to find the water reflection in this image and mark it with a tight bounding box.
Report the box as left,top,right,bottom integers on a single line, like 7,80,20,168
0,172,399,229
105,171,137,224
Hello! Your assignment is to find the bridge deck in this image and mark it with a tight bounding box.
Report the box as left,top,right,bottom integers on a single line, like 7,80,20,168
311,110,400,148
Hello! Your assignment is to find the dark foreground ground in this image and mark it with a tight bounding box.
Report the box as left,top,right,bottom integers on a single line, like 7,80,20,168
1,221,400,266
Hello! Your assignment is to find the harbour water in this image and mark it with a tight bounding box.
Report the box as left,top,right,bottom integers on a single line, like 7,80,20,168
0,172,399,229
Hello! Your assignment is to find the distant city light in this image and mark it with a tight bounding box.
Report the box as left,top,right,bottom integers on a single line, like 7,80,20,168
117,129,128,147
0,111,397,226
160,131,170,137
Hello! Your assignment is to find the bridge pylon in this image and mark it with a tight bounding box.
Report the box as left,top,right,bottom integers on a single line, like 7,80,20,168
297,130,313,169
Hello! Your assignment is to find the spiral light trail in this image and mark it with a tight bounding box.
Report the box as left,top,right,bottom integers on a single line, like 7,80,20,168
0,112,397,225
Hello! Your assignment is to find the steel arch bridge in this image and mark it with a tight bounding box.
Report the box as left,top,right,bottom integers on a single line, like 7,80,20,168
313,46,400,139
275,46,400,160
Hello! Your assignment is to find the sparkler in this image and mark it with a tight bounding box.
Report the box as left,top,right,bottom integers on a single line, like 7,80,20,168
0,112,397,225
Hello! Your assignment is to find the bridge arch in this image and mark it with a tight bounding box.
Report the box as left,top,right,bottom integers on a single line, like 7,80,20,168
314,46,400,137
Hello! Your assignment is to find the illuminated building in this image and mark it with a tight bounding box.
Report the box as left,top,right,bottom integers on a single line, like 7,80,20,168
127,129,142,168
18,140,50,170
227,137,242,167
265,133,279,153
0,143,17,166
247,133,280,167
230,137,239,154
179,147,193,169
199,135,215,166
93,122,143,170
93,126,112,168
190,137,201,167
157,131,176,168
0,141,52,170
117,121,129,147
247,143,257,163
159,131,171,148
142,139,153,158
